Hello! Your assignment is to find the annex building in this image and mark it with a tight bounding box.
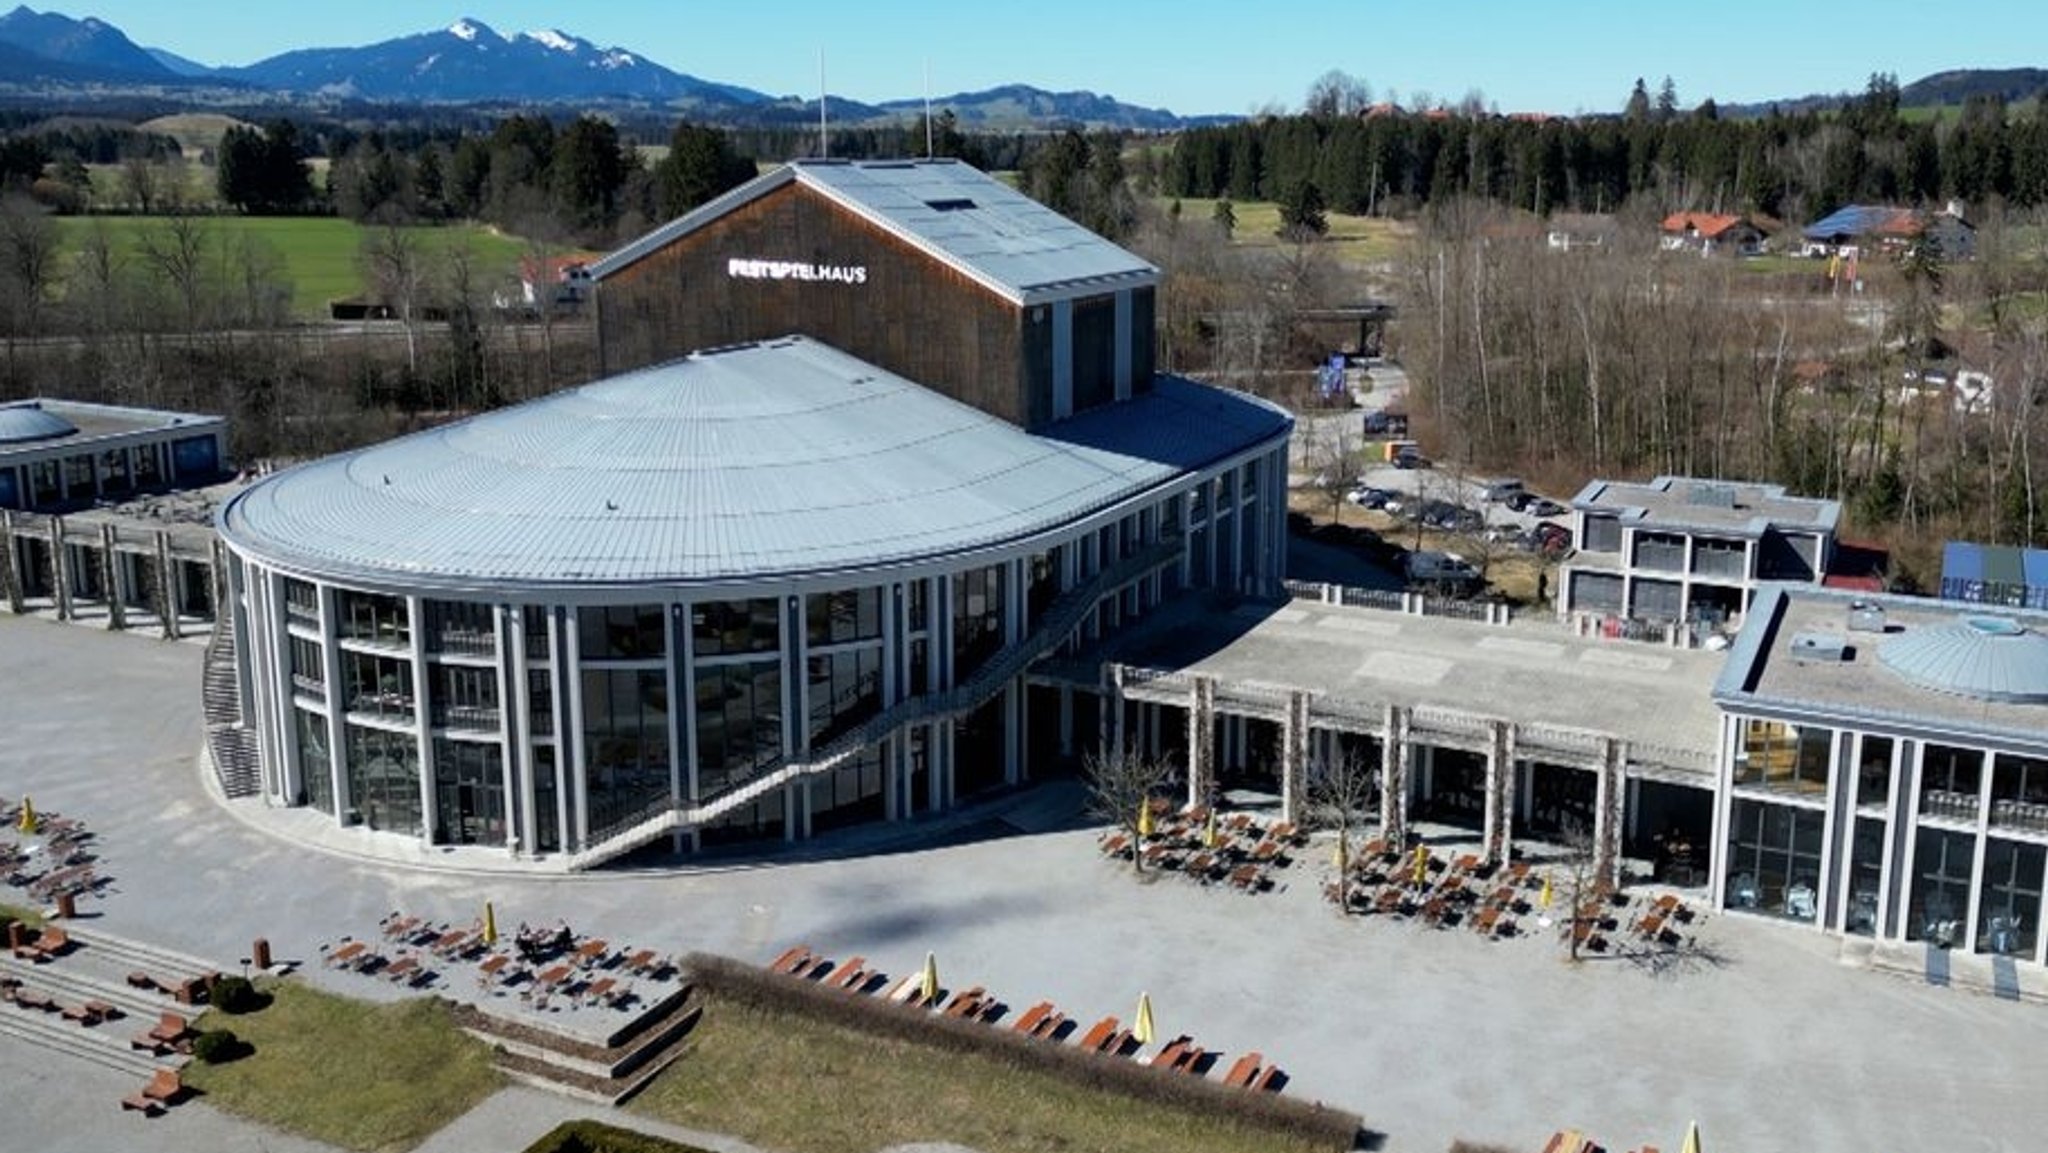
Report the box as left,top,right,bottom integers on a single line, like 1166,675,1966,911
215,159,1292,867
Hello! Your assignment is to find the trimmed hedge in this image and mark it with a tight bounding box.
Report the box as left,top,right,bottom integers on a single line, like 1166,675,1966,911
678,951,1364,1152
522,1119,717,1153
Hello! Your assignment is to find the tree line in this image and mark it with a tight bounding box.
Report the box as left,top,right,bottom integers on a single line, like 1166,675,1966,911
1165,75,2048,225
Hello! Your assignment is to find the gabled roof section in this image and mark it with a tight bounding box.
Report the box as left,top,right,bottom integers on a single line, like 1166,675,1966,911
591,158,1158,306
1661,211,1750,238
1803,204,1927,241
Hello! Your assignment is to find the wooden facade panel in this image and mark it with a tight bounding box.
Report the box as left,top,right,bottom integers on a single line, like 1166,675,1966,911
597,184,1031,426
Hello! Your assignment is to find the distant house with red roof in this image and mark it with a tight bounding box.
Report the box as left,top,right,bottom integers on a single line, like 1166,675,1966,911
518,255,594,309
1660,212,1767,256
1800,203,1975,260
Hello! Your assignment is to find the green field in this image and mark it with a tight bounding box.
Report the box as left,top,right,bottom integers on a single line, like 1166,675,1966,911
51,216,532,319
1162,196,1412,270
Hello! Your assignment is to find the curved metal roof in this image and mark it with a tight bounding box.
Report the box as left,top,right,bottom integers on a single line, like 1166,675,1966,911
1879,615,2048,704
217,336,1288,591
0,402,79,445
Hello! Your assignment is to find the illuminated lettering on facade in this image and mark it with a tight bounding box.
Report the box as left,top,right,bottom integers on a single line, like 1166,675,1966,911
727,258,869,285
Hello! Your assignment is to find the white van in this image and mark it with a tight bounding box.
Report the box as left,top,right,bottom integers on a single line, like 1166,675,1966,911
1479,478,1526,504
1403,550,1481,588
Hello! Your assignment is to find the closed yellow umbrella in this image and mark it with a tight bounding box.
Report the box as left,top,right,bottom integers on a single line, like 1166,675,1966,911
1411,844,1428,885
1133,992,1155,1046
1138,800,1154,839
482,902,498,947
1680,1120,1701,1153
1203,807,1219,849
17,795,35,834
1539,875,1553,910
919,951,939,1005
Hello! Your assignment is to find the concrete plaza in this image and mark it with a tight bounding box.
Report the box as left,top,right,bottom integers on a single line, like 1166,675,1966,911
1,613,2042,1153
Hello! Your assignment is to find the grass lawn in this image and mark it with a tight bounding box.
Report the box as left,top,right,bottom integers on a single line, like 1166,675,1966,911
50,216,530,319
1163,196,1412,271
630,999,1336,1153
1,902,44,929
180,982,501,1153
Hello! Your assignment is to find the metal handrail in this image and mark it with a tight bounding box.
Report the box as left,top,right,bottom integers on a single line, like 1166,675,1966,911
567,539,1183,867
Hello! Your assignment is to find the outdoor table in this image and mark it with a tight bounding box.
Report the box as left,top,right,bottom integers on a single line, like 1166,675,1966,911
327,941,367,968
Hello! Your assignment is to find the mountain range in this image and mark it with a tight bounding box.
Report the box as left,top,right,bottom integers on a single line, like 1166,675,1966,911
0,6,1225,129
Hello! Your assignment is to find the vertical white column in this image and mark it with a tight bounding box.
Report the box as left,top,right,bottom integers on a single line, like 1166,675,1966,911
564,607,588,850
494,605,521,857
320,584,349,822
1964,748,1993,954
508,606,536,857
408,594,435,845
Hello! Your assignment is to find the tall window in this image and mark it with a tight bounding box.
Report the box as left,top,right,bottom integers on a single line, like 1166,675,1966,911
1723,798,1824,920
579,669,670,831
693,599,779,657
1736,720,1831,796
342,651,413,722
578,604,666,661
432,665,500,730
295,706,333,815
807,648,883,746
1845,817,1885,936
427,600,496,656
952,564,1005,679
290,636,325,694
1979,839,2044,956
432,738,505,846
346,725,421,834
1990,753,2048,834
283,577,319,623
1907,827,1975,945
694,660,783,796
1856,735,1893,811
805,588,881,647
339,591,409,647
1919,743,1984,823
531,745,560,853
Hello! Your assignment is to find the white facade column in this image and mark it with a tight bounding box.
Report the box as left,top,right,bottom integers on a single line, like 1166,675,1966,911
319,584,349,821
408,594,436,845
564,607,588,850
492,605,521,856
1964,748,1994,954
1708,713,1736,910
508,606,535,856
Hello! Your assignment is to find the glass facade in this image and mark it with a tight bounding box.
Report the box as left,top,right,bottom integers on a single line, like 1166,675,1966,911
346,724,421,834
1855,735,1893,811
432,738,506,845
1736,719,1831,795
807,646,883,746
1990,753,2048,835
953,565,1004,678
806,588,881,646
693,598,779,657
579,604,666,661
1844,817,1885,935
339,590,409,646
343,651,413,722
1919,743,1983,823
694,659,783,796
295,706,333,814
579,669,670,832
1724,798,1825,920
1907,827,1975,945
1979,839,2044,957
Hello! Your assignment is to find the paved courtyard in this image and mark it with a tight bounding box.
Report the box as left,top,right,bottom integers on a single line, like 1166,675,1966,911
2,613,2043,1153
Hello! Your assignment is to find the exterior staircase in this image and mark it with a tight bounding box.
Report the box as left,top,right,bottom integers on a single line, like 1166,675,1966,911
0,926,222,1080
564,538,1185,870
201,612,261,799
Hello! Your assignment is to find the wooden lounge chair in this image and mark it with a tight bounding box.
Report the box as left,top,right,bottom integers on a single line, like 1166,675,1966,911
141,1068,186,1106
1224,1051,1263,1087
1013,1001,1053,1035
1149,1035,1193,1069
824,956,867,989
942,985,986,1018
583,976,618,1006
768,945,813,974
120,1088,165,1115
62,1000,109,1026
1076,1016,1118,1052
1252,1064,1285,1092
30,926,72,959
624,949,658,975
1175,1045,1207,1074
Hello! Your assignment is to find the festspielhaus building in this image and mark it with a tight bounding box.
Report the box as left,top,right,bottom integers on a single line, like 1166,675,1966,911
215,159,1292,867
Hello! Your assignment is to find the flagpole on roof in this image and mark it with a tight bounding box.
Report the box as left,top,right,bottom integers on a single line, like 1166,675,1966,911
818,49,828,159
924,58,934,159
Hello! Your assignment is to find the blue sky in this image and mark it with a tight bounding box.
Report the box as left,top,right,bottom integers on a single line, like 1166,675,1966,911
60,1,2048,116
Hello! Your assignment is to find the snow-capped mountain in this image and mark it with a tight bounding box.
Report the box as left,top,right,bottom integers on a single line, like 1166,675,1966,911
221,16,772,105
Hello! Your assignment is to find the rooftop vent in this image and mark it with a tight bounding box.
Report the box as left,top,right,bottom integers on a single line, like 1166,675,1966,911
925,198,976,212
1789,631,1851,663
1686,483,1739,509
1847,601,1887,633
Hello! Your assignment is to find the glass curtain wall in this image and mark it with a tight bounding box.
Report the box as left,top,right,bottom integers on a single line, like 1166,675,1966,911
1908,827,1976,945
295,706,333,814
580,668,670,832
1723,798,1825,918
1979,839,2044,957
432,738,506,845
346,724,421,834
1920,743,1984,823
953,565,1005,680
1845,817,1885,935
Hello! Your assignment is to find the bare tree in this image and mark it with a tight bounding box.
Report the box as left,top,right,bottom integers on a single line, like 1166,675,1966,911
1308,746,1379,911
360,215,426,378
136,214,212,336
1307,416,1361,522
0,196,60,384
1556,819,1602,963
1083,745,1176,875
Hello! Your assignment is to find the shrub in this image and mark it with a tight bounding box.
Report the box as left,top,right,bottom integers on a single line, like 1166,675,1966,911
192,1028,250,1065
211,975,267,1014
522,1119,717,1153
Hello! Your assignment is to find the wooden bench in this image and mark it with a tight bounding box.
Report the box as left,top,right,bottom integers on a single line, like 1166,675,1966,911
62,1000,113,1026
583,976,619,1006
624,949,659,975
1224,1051,1263,1087
942,985,987,1018
1149,1035,1192,1069
1252,1064,1285,1092
768,945,813,974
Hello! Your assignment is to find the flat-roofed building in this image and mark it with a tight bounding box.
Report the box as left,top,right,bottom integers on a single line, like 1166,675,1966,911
1559,475,1841,632
0,398,227,513
1711,585,2048,964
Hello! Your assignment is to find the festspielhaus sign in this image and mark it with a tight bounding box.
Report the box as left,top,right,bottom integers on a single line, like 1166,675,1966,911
727,258,868,285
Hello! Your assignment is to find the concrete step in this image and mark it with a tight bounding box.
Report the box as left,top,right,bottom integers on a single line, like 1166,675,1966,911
0,996,177,1079
63,927,232,990
0,951,180,1025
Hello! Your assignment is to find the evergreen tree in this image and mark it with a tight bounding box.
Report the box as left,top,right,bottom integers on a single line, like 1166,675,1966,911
1624,78,1652,121
654,122,755,220
1276,177,1329,241
1655,76,1680,121
1212,196,1235,239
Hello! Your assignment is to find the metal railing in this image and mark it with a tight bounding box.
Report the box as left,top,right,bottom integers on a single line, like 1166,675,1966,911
566,539,1185,866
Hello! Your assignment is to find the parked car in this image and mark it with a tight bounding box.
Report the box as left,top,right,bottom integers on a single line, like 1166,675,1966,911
1346,486,1395,509
1392,448,1430,469
1479,478,1527,504
1404,549,1483,591
1525,497,1567,518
